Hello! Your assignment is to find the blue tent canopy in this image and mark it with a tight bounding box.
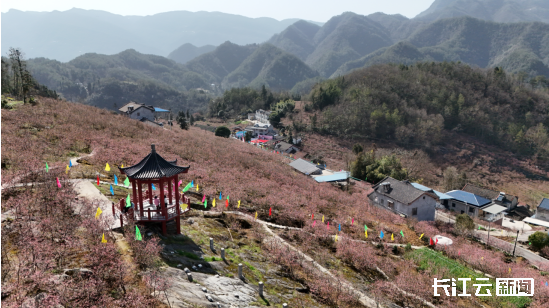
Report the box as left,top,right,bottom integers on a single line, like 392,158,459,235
154,107,169,112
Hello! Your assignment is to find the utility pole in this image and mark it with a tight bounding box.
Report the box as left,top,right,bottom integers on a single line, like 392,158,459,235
487,218,492,244
512,230,519,257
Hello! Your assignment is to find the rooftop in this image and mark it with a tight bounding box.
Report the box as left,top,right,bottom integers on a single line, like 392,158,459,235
445,190,492,207
370,177,428,205
314,172,350,183
482,204,508,215
119,144,190,179
462,184,517,202
411,183,453,200
289,158,321,175
154,107,169,112
538,198,549,211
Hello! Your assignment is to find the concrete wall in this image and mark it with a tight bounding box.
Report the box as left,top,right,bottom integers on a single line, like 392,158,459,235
369,192,436,221
129,107,154,121
442,199,481,218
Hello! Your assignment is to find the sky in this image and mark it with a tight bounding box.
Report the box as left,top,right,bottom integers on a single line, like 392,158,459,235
1,0,436,21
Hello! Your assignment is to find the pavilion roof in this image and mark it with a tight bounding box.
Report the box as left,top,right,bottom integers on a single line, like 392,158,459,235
119,144,190,179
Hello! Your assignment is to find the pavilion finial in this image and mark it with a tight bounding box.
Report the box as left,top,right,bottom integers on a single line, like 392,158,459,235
151,144,156,152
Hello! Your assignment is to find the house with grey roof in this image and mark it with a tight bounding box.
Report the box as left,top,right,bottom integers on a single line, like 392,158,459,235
535,198,549,222
462,184,518,210
289,159,321,175
119,101,169,123
274,141,299,154
367,177,438,221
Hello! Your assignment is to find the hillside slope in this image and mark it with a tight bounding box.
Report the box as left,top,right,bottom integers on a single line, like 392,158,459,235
221,44,319,90
167,43,216,64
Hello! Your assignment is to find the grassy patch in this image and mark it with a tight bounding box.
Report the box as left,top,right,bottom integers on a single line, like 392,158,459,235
176,250,201,260
407,248,531,308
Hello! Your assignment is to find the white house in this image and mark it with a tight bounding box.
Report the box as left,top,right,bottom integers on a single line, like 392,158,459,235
255,109,271,124
245,123,275,137
118,102,169,122
368,177,438,221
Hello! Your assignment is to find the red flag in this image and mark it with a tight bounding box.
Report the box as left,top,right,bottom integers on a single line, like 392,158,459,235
435,238,438,245
327,221,330,229
269,207,272,216
352,218,354,225
97,175,100,185
313,220,316,227
312,213,314,220
429,238,434,245
225,199,229,208
458,251,461,256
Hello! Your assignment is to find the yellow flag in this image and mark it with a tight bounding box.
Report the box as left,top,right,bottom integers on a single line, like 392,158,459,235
255,212,258,220
66,165,70,174
101,233,107,243
121,163,124,168
238,200,241,208
181,204,188,211
95,207,102,219
365,230,368,238
105,163,110,171
213,199,216,207
335,234,338,242
419,233,424,240
197,184,199,191
391,233,394,241
322,215,324,223
481,257,484,260
509,267,511,273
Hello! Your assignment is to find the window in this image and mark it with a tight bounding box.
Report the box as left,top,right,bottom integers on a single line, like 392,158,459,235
461,210,464,214
452,203,456,208
423,196,425,199
380,199,384,206
469,207,475,213
137,112,140,116
412,208,418,216
388,201,394,209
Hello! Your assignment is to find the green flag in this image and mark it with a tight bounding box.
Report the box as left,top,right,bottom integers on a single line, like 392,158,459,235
126,194,131,208
204,199,207,208
182,182,192,193
45,162,49,172
400,230,404,237
135,226,142,241
124,177,130,187
227,195,230,202
478,225,481,230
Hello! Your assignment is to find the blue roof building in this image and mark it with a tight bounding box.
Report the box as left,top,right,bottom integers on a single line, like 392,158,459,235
313,172,350,183
535,198,549,222
154,107,170,112
446,190,492,207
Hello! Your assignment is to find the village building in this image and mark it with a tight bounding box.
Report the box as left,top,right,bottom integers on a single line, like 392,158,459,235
289,158,322,175
118,101,170,123
462,184,518,210
367,177,438,221
534,198,549,222
274,141,300,154
245,123,276,137
255,109,271,124
410,182,453,208
443,190,506,220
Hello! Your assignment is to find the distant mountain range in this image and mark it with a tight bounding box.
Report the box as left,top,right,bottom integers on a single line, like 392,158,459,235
415,0,549,23
1,8,322,62
167,44,216,64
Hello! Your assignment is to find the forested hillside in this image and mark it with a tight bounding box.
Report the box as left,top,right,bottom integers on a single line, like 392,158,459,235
303,62,549,164
332,17,549,78
167,43,216,64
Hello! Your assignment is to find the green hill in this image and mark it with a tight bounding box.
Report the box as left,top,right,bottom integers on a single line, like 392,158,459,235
185,41,259,85
167,43,216,64
222,44,319,90
306,62,549,159
26,49,212,112
267,20,321,61
332,16,549,78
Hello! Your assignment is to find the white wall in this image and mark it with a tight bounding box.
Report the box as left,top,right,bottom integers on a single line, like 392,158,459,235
129,107,154,121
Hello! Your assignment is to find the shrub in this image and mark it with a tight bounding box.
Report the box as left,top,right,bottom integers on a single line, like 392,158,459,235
455,214,475,233
214,126,230,138
528,232,549,250
352,143,363,155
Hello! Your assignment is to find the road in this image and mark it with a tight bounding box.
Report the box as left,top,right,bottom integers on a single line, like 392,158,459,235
435,210,548,265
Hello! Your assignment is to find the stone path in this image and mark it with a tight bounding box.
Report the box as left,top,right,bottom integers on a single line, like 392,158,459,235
72,179,121,229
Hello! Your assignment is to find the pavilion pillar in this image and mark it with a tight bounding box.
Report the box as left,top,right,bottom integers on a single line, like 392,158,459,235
131,178,137,209
159,178,167,235
175,175,180,208
148,182,153,204
138,180,144,217
168,177,173,205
